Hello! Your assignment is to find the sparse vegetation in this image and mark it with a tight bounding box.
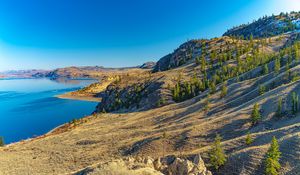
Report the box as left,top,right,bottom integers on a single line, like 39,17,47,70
209,134,227,170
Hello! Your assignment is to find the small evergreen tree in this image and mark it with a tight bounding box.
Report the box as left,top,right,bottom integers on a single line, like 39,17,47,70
263,64,269,75
292,92,299,114
259,84,266,95
276,97,283,118
209,81,216,94
173,82,181,102
265,136,281,175
195,56,201,65
209,134,226,170
245,132,253,145
201,56,206,72
251,103,261,126
220,83,228,98
274,58,280,74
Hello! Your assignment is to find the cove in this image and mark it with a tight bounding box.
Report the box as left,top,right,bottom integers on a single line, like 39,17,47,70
0,78,98,143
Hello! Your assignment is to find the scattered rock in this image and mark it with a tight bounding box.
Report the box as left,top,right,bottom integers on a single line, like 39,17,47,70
74,155,212,175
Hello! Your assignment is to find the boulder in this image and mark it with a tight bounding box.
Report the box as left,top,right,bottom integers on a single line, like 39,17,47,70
167,155,212,175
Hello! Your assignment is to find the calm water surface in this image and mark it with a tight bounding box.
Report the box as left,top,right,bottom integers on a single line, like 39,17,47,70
0,78,98,143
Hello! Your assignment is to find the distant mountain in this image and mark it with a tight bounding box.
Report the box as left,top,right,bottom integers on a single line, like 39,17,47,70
1,63,155,79
223,11,300,38
0,69,50,79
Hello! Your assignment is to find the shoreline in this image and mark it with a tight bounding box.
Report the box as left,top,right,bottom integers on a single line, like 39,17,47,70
56,93,101,102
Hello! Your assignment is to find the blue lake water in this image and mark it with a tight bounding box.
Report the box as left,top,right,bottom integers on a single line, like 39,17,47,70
0,78,98,143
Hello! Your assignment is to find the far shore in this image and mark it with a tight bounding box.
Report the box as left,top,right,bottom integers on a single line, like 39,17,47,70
56,93,101,102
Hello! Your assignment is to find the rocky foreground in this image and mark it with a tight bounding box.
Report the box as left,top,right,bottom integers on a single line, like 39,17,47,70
76,155,211,175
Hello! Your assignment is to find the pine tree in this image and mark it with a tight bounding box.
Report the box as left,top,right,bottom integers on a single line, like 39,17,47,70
204,96,210,112
292,92,299,114
259,84,266,95
251,103,261,126
263,64,269,75
265,136,281,175
245,132,253,145
173,82,181,102
0,136,4,147
195,56,201,65
209,134,226,170
276,97,283,118
201,56,206,72
209,81,216,94
274,58,280,74
220,83,228,98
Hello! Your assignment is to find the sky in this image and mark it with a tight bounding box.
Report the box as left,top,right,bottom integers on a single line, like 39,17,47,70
0,0,300,71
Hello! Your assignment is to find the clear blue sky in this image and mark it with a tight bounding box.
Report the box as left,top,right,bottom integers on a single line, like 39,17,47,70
0,0,300,71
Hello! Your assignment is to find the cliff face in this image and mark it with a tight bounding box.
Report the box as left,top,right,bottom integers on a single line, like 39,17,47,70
96,74,172,112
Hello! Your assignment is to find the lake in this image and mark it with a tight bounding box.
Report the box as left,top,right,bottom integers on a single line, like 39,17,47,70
0,78,98,144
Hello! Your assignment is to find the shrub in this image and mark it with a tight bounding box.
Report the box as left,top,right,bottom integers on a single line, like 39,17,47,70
245,132,253,145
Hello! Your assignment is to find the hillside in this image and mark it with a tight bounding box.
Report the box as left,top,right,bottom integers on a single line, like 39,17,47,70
1,12,300,175
223,11,300,38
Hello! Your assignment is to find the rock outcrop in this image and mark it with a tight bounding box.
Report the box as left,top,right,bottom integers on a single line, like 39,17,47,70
75,155,212,175
140,62,156,69
167,155,212,175
96,77,170,112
